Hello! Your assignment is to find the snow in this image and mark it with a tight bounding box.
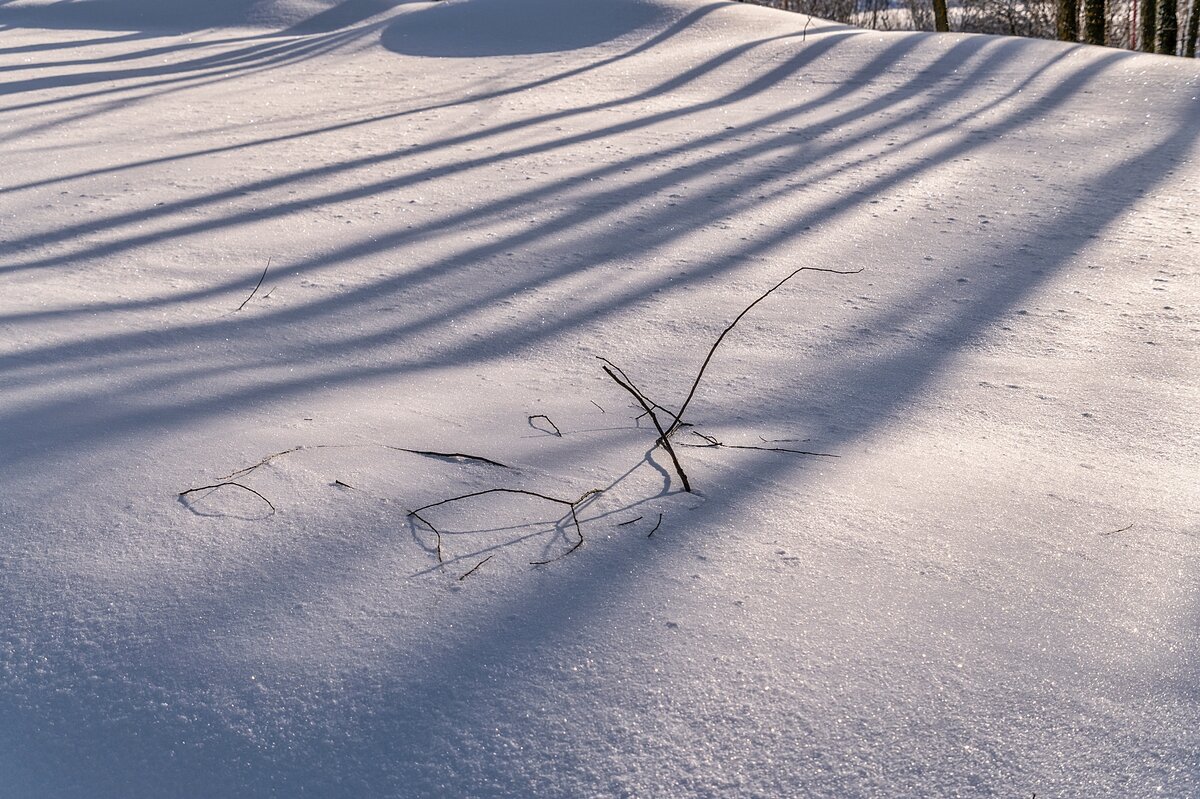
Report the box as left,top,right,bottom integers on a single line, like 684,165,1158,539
1,0,1198,795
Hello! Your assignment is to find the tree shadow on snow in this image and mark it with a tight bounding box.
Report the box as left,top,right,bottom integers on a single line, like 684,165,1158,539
0,9,1197,797
0,0,410,34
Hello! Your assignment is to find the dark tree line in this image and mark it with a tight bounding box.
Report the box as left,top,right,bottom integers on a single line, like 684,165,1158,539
743,0,1200,55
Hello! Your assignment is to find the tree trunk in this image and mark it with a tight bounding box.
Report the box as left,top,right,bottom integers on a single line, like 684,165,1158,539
933,0,950,31
1158,0,1178,52
1185,0,1199,56
1084,0,1107,43
1140,0,1158,49
1058,0,1080,39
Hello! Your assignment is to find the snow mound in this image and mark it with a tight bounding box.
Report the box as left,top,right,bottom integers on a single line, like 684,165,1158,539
381,0,676,57
0,0,403,32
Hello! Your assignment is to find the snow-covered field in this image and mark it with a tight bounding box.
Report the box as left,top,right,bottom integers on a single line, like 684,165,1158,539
1,0,1198,796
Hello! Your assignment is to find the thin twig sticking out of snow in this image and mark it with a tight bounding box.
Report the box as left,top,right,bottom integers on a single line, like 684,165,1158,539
663,265,862,441
234,258,271,313
599,266,861,492
600,361,692,492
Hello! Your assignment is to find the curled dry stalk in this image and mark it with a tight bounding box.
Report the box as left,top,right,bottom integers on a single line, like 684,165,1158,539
528,414,563,437
407,486,601,566
179,482,277,515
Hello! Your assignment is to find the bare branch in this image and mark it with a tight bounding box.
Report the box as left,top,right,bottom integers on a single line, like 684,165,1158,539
384,446,510,469
646,513,663,538
666,265,861,438
407,487,597,566
179,482,276,514
220,445,306,481
601,365,692,492
678,430,838,458
596,356,681,428
528,414,563,437
459,555,494,581
408,508,444,563
234,258,271,313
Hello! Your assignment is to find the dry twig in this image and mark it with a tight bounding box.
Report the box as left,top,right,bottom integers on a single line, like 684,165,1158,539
601,364,692,492
679,431,838,458
407,487,598,566
384,446,510,469
179,482,276,515
459,555,494,581
408,508,445,564
664,265,861,440
235,258,271,312
528,414,563,437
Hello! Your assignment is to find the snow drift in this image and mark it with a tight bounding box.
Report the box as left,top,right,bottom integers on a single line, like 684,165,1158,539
1,0,1198,796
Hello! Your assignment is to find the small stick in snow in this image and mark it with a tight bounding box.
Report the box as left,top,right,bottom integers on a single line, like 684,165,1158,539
333,479,355,489
234,258,271,312
590,400,606,413
407,487,598,566
596,356,682,430
646,513,663,538
384,446,510,469
616,516,643,526
219,443,509,483
179,482,276,515
1100,524,1133,536
528,414,563,437
679,430,838,458
408,508,444,563
221,444,307,481
458,555,494,581
601,364,692,492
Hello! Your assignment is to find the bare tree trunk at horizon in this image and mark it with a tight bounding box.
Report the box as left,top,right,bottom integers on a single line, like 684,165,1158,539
1058,0,1080,39
1185,0,1199,56
1157,0,1179,52
933,0,950,31
1084,0,1107,42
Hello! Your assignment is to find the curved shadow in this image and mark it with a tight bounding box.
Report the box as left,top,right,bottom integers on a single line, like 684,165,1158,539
381,0,674,56
0,0,407,33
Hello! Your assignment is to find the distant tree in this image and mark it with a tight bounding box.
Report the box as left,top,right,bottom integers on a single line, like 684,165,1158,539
933,0,951,30
1058,0,1079,39
1157,0,1179,51
1084,0,1107,41
1139,0,1158,49
1186,0,1199,55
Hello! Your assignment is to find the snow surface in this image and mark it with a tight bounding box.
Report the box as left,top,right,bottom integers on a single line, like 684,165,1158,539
1,0,1198,796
